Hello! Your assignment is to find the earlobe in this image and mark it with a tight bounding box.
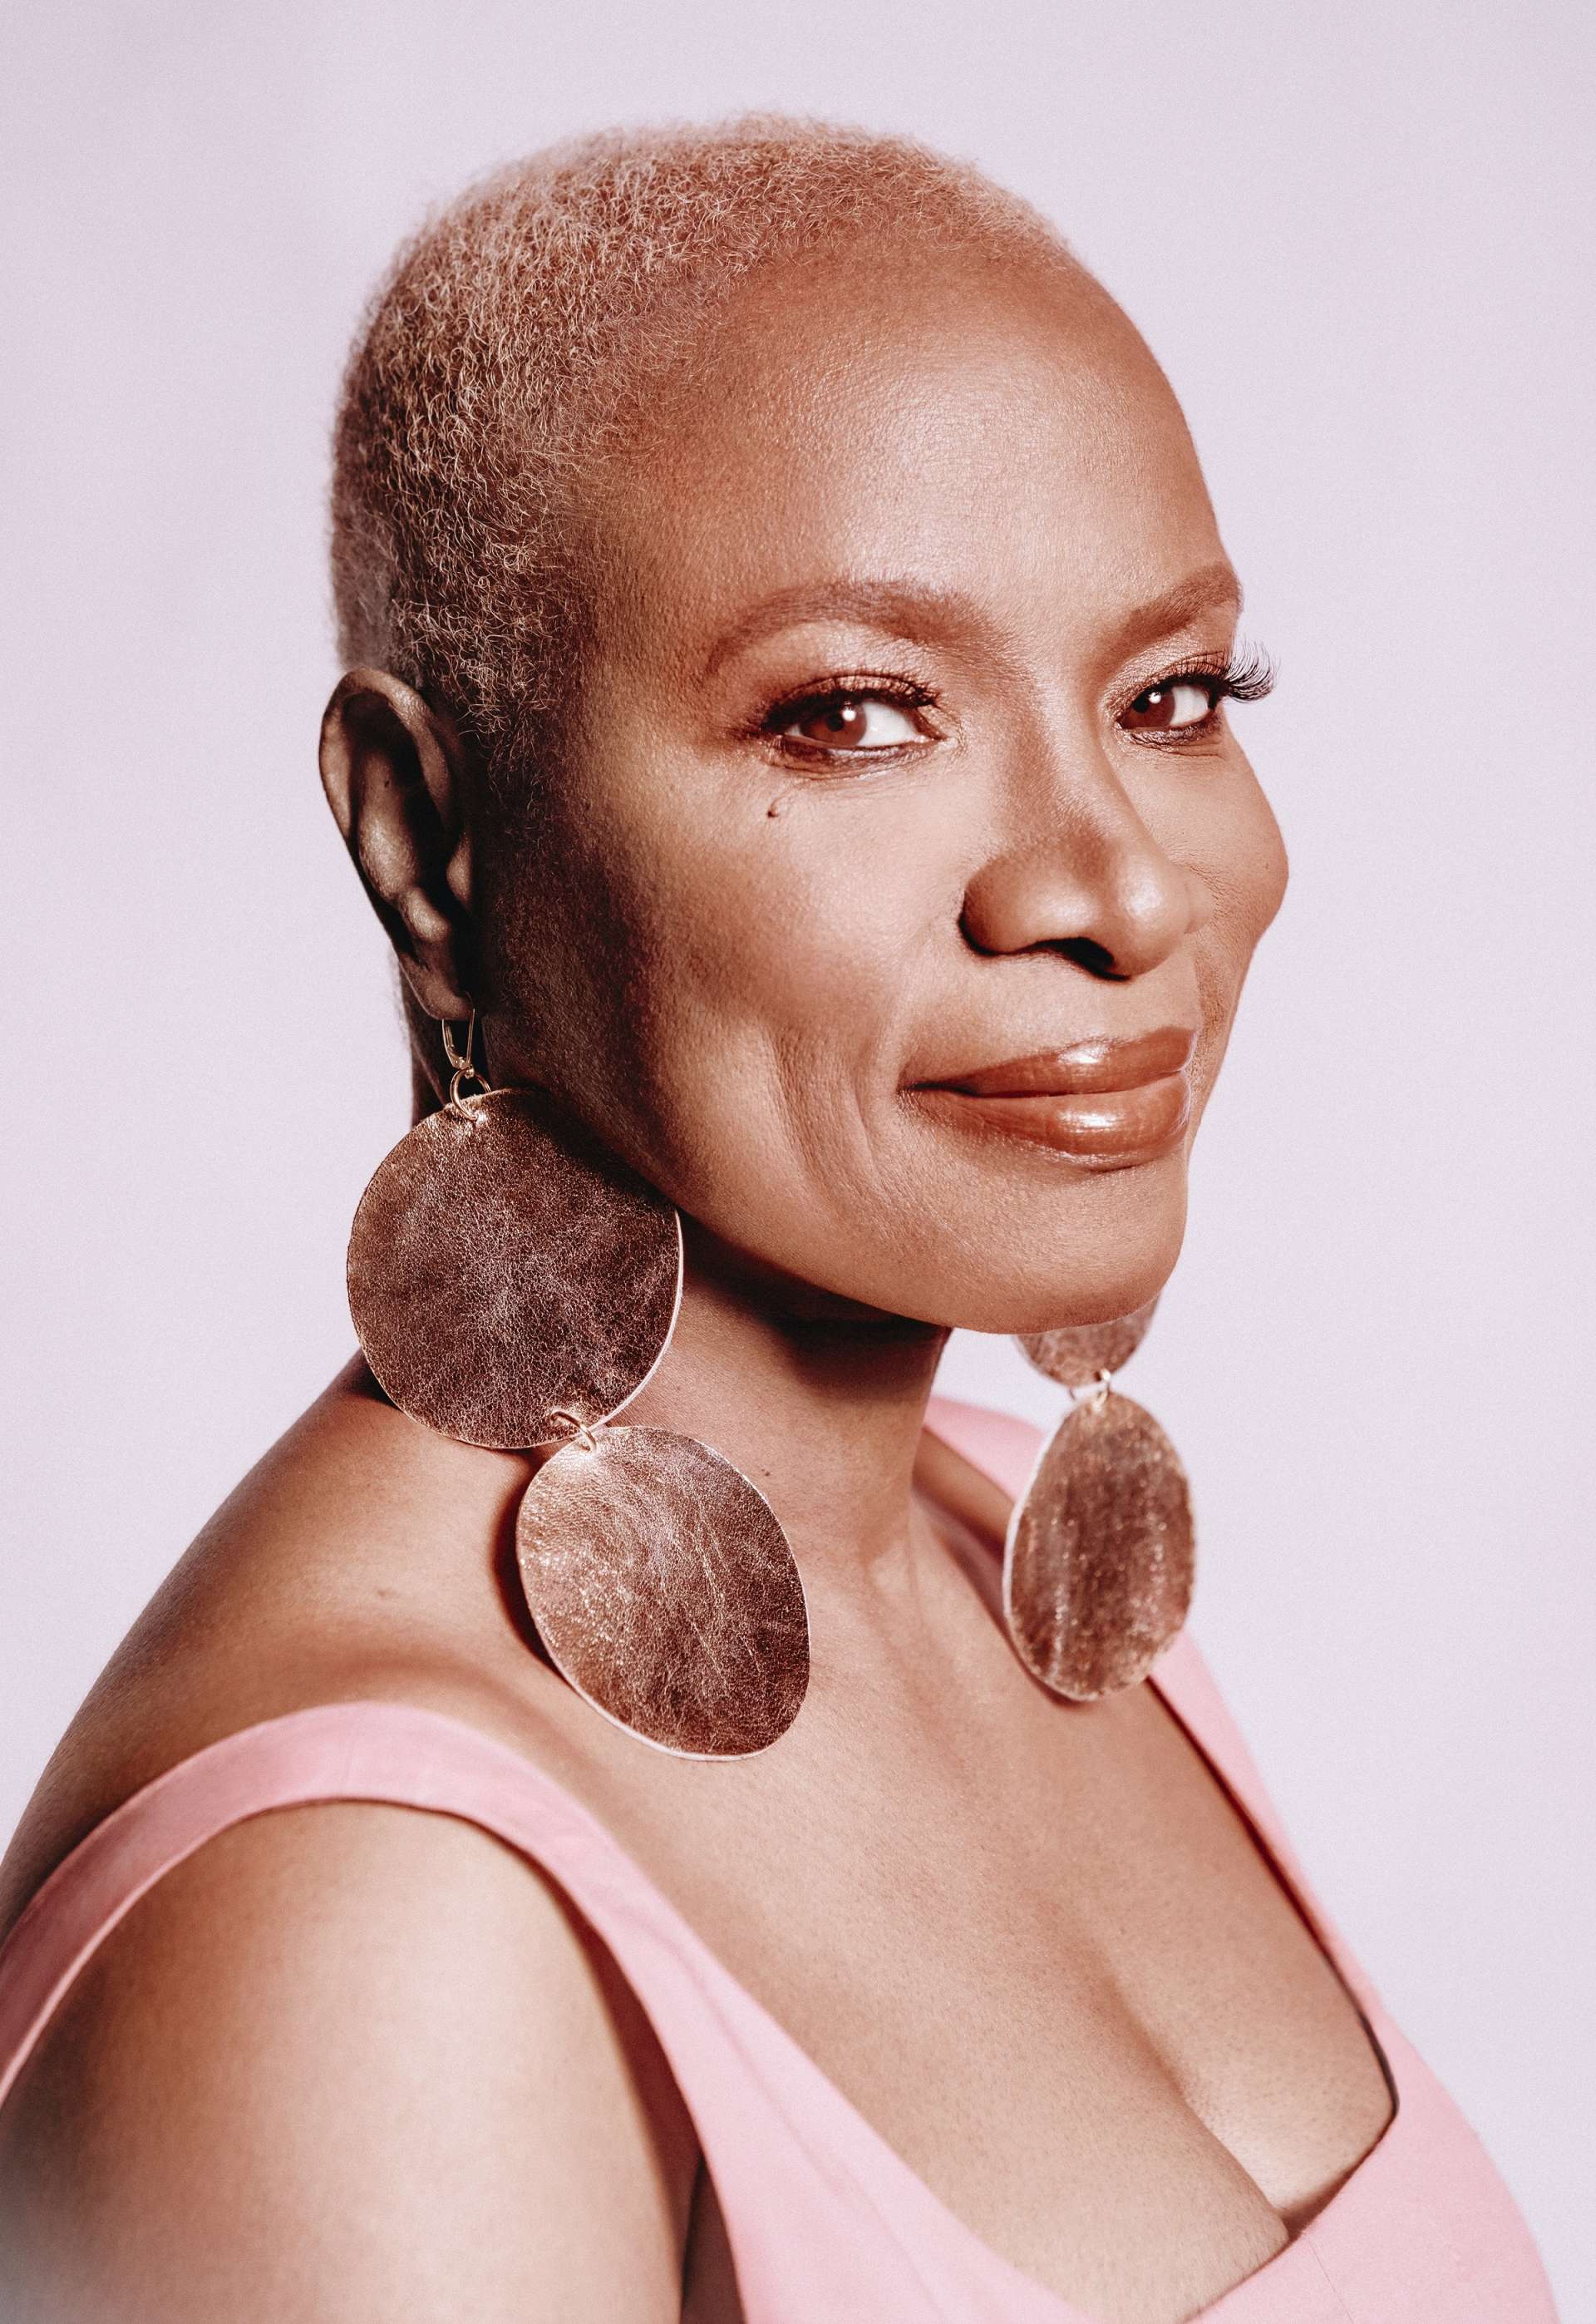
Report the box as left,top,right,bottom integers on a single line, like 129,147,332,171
318,669,476,1022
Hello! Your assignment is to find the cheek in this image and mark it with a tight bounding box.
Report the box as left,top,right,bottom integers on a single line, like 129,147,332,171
1185,765,1289,1069
1223,769,1290,961
1234,760,1291,939
645,823,926,1190
501,749,930,1224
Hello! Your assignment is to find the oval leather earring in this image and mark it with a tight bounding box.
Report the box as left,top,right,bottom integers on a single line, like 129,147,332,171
347,1014,810,1758
1004,1300,1195,1700
518,1421,809,1758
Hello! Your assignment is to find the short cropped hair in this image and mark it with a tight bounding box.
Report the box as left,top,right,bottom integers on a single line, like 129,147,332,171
329,116,1075,801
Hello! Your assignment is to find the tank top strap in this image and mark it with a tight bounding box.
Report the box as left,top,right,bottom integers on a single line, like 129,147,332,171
0,1696,1069,2321
924,1390,1384,2023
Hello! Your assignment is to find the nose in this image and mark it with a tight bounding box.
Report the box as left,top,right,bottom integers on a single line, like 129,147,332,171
958,751,1200,979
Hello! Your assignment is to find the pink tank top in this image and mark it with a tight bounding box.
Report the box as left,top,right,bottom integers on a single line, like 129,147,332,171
0,1396,1559,2321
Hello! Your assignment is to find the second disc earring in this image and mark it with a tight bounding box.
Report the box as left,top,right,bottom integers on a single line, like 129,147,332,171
1003,1299,1195,1700
517,1420,809,1759
347,1015,810,1758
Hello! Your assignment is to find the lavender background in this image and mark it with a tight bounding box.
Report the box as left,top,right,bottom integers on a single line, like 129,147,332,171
4,1,1591,2305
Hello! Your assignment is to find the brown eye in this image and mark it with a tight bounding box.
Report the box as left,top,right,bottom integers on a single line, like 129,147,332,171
781,693,925,751
1121,678,1217,733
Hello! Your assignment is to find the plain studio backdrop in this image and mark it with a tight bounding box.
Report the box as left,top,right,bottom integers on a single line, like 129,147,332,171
3,0,1592,2306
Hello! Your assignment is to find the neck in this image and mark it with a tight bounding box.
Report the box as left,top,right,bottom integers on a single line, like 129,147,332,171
619,1212,953,1586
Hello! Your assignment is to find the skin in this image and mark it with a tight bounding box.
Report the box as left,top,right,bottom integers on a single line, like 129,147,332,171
0,245,1400,2324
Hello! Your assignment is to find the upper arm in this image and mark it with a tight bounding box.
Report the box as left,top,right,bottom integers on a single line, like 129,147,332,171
0,1801,696,2323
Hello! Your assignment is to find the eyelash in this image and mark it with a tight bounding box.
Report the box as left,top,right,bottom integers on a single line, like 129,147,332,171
758,673,940,766
1119,642,1278,743
758,642,1277,768
1143,643,1277,708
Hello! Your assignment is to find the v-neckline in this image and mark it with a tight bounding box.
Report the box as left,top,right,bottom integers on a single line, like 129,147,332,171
651,1402,1408,2322
710,1663,1406,2320
485,1401,1406,2321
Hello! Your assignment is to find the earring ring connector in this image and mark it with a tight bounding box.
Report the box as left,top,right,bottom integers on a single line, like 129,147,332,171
545,1406,600,1452
442,1009,490,1117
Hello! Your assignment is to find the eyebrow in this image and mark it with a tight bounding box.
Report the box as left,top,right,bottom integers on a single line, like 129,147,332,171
701,580,988,675
1100,562,1244,662
699,560,1245,677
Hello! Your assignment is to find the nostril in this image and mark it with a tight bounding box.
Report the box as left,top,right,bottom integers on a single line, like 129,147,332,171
956,918,1128,979
1052,936,1125,980
957,827,1189,975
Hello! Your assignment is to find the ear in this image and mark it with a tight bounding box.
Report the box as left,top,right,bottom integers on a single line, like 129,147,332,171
319,669,476,1022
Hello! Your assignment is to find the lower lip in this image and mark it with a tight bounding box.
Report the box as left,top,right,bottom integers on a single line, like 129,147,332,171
913,1073,1192,1165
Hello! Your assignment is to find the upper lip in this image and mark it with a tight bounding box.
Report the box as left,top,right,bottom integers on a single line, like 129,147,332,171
921,1024,1197,1098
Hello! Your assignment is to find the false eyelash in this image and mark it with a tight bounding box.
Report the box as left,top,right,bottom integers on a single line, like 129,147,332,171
1165,639,1278,704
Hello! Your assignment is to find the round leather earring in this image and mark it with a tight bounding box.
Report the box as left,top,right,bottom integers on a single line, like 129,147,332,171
347,1014,810,1758
1003,1298,1195,1700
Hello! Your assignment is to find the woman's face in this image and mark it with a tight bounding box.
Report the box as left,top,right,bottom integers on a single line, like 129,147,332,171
482,246,1288,1334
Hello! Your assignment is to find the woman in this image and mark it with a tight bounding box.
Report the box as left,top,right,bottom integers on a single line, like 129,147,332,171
0,119,1557,2322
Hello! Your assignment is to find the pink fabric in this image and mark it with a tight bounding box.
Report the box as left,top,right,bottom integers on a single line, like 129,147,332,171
0,1395,1559,2321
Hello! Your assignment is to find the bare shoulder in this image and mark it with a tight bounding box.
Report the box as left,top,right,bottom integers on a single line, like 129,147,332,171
0,1365,697,2317
0,1358,574,1938
0,1794,693,2322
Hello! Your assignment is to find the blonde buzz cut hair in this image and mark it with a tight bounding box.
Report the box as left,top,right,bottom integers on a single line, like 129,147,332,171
329,114,1078,802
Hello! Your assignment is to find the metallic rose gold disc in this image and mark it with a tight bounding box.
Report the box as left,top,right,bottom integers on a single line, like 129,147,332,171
1003,1389,1194,1700
516,1424,809,1758
347,1088,682,1449
1015,1296,1160,1390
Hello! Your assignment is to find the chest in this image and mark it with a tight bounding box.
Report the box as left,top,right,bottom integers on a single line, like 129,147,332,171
589,1674,1396,2323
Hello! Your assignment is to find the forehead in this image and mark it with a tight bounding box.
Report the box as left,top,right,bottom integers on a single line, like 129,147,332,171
584,244,1229,669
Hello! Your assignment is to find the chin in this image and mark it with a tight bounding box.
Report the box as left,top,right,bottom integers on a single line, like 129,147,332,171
919,1156,1190,1338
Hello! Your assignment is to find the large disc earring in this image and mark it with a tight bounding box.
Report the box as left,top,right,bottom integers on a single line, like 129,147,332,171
516,1419,809,1759
1003,1299,1195,1700
347,1014,809,1757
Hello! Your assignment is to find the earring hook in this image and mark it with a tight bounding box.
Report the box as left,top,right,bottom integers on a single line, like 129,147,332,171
441,1009,490,1118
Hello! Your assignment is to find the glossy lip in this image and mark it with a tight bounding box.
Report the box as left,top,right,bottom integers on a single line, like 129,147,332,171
910,1025,1197,1166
